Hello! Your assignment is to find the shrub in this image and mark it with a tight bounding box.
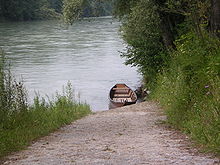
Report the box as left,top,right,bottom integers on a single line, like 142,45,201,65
152,33,220,153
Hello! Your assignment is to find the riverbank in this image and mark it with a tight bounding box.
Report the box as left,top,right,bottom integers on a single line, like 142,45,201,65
0,50,91,159
2,102,219,164
0,95,91,159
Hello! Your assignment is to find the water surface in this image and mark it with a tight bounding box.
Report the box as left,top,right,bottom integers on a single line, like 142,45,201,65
0,17,140,111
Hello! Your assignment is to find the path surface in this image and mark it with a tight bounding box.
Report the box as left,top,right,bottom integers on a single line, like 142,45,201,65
3,102,219,165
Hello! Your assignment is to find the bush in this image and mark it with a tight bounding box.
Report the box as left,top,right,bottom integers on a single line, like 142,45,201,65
152,33,220,154
120,0,168,84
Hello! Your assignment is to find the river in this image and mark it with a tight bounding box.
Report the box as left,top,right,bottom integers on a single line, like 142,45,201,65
0,17,140,111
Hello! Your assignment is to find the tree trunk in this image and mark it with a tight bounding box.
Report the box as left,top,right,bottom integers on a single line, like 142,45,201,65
210,0,220,38
159,12,176,50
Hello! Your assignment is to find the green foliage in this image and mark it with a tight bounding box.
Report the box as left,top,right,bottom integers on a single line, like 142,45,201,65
0,0,62,21
113,0,138,18
120,0,168,84
81,0,113,17
37,5,61,20
0,91,90,158
165,0,211,36
0,0,113,22
62,0,113,24
114,0,220,154
152,33,220,153
0,51,91,158
0,50,28,115
48,0,63,13
63,0,83,24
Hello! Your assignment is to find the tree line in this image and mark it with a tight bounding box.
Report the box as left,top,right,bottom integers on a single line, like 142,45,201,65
0,0,62,21
0,0,113,21
82,0,113,17
114,0,220,80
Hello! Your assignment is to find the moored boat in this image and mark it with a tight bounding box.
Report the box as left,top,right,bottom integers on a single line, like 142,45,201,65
109,84,137,109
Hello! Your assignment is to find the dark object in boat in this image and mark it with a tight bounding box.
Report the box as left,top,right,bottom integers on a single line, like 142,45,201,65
109,84,137,109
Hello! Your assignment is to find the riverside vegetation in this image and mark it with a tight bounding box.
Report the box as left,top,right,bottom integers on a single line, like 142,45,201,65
1,0,219,157
64,0,220,154
113,0,220,154
0,0,113,21
0,50,91,158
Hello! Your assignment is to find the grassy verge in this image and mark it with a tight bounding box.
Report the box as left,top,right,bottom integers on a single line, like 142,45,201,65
151,33,220,155
0,51,91,158
0,93,91,158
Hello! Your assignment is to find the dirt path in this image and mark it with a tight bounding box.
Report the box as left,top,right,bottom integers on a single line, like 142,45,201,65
3,102,219,165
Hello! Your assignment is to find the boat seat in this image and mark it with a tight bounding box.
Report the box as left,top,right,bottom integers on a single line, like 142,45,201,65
114,94,130,98
113,88,129,90
114,90,133,97
114,89,130,94
113,98,132,102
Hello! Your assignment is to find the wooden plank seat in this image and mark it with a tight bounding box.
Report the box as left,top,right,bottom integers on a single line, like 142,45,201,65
113,88,129,90
114,94,130,98
114,89,130,94
113,98,132,102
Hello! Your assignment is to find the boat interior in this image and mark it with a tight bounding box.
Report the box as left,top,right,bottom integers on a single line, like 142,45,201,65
111,84,136,103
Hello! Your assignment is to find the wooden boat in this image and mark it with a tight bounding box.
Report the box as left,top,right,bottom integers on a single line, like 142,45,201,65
109,84,137,109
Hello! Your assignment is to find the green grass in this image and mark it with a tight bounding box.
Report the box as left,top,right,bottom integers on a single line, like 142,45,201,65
151,33,220,155
0,51,91,158
0,89,91,158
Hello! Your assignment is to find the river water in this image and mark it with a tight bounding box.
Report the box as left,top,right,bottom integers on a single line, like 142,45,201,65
0,17,140,111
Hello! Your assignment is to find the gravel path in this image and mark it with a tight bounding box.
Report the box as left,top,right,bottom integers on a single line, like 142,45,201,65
3,102,219,165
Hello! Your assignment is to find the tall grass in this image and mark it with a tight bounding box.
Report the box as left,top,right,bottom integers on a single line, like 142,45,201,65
0,50,91,158
152,33,220,154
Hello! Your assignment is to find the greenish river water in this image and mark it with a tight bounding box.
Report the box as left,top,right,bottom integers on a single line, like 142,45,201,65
0,17,140,111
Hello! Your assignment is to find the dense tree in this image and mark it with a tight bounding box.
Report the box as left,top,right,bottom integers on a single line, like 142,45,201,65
82,0,113,17
119,0,167,81
111,0,220,80
48,0,63,13
113,0,137,18
0,0,61,21
112,0,181,81
62,0,113,23
0,0,113,21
